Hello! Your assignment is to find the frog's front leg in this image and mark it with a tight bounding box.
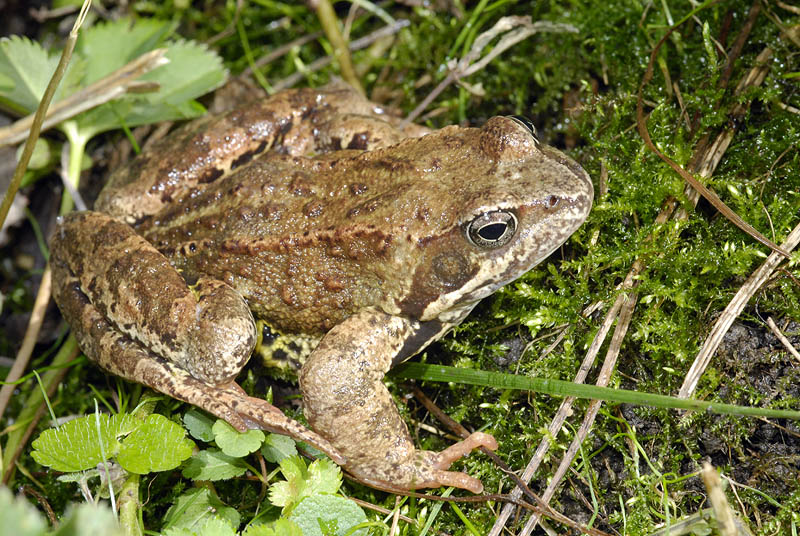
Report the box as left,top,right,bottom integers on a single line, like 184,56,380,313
299,310,497,493
50,212,344,464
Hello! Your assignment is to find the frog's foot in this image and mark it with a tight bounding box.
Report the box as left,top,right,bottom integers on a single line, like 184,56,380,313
412,432,498,493
346,432,498,494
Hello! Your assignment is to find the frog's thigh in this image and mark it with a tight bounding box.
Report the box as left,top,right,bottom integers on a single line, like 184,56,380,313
51,266,344,462
299,310,497,493
51,211,255,384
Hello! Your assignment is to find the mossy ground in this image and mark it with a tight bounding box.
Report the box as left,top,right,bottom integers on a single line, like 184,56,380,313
1,1,799,534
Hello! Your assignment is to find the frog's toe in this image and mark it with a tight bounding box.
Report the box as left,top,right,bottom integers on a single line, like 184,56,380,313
413,432,496,493
424,469,486,494
433,432,498,466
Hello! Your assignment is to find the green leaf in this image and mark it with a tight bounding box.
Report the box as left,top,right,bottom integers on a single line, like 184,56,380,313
181,449,247,481
242,519,303,536
268,456,343,514
0,486,47,536
162,488,240,532
162,516,237,536
288,495,368,536
260,433,298,463
31,413,137,472
184,409,216,442
117,414,195,474
139,39,227,106
0,35,83,115
268,456,308,509
0,17,225,140
76,18,176,85
72,28,226,137
306,458,342,496
212,419,265,457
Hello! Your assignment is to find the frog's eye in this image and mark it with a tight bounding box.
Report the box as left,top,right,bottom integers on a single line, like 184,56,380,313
466,210,517,249
508,115,538,142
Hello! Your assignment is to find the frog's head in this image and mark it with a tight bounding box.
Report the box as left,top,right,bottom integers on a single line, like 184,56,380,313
395,115,593,322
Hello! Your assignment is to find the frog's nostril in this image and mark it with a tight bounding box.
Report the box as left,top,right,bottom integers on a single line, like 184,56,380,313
546,195,560,209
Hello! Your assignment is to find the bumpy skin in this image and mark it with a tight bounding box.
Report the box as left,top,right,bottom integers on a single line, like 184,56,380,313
50,83,593,493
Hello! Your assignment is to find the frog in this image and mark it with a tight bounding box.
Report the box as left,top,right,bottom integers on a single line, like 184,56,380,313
50,83,593,494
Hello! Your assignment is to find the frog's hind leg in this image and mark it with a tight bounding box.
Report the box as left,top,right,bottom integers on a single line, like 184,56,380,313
299,310,497,493
50,212,344,464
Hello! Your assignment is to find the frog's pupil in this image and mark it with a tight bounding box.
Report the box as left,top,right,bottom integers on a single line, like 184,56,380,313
478,222,507,241
466,210,517,248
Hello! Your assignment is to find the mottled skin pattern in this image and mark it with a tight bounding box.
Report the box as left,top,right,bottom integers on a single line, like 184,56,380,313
50,84,593,493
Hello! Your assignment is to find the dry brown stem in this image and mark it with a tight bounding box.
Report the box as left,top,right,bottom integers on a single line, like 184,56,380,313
0,49,168,147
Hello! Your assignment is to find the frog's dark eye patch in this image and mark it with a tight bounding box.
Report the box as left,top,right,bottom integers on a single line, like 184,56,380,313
466,210,517,249
507,115,539,142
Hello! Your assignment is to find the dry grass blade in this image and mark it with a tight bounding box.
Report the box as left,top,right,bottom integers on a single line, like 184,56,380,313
408,386,611,536
521,289,638,536
0,269,52,420
765,317,800,364
0,48,169,147
488,291,629,536
402,17,577,125
637,12,788,258
238,31,322,79
701,463,741,536
0,0,89,230
493,6,784,533
677,221,800,398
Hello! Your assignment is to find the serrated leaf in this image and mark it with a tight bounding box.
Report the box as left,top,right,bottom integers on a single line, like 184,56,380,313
31,413,137,472
76,18,176,86
268,456,308,509
306,458,342,496
0,35,83,114
139,39,227,106
116,414,194,474
268,456,341,514
162,488,240,532
184,409,216,442
261,433,298,463
181,449,247,481
212,419,265,457
73,31,226,137
0,18,225,142
288,495,368,536
0,487,47,536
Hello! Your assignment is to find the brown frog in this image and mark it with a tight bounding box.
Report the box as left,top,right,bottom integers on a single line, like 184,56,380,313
50,84,593,493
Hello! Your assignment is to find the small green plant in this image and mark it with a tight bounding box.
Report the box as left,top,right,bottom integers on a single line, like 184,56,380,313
30,406,372,535
31,412,194,475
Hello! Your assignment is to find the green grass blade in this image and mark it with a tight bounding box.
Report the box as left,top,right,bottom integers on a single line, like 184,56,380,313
393,363,800,420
